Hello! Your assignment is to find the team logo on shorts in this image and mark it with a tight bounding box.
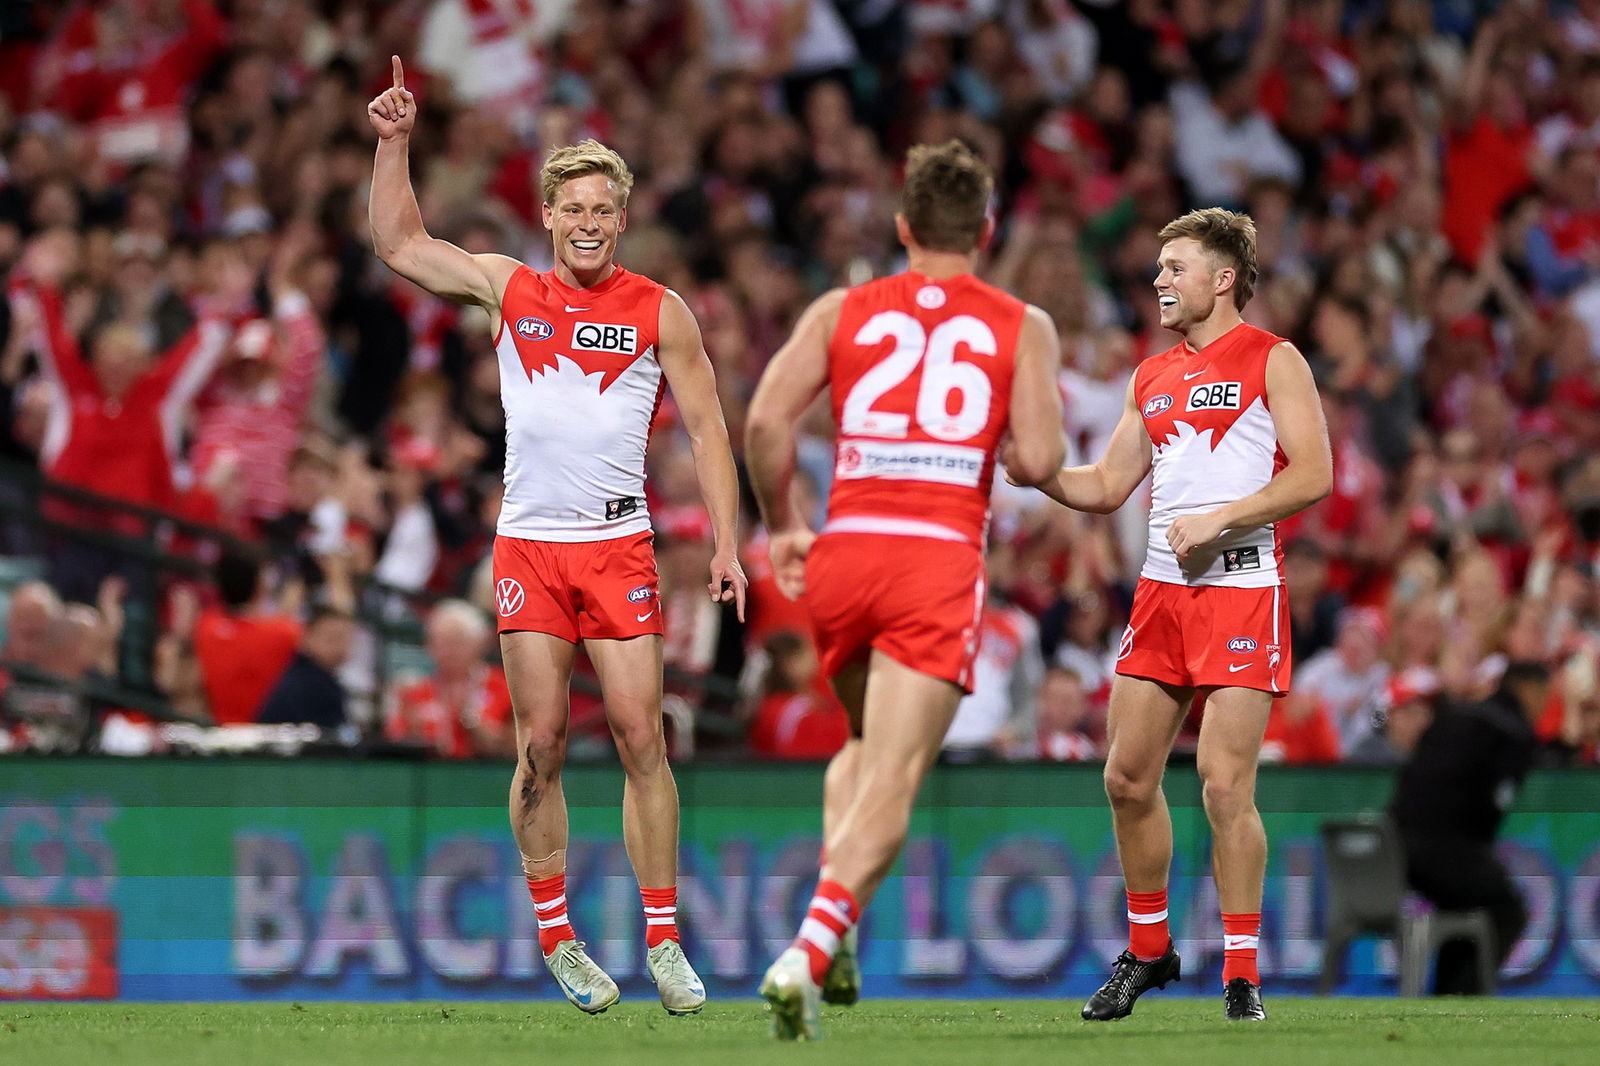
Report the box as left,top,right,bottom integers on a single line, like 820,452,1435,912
1226,636,1258,653
1143,394,1173,417
627,585,654,604
495,578,526,616
1117,625,1135,661
515,317,554,341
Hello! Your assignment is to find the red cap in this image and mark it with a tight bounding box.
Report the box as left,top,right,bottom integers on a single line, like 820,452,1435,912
1387,666,1440,707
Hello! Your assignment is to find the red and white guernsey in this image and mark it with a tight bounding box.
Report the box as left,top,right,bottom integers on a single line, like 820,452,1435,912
1135,322,1287,588
823,271,1026,546
494,265,667,542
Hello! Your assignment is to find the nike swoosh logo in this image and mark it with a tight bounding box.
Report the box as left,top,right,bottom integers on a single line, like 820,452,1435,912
568,985,593,1006
565,304,588,312
636,611,655,622
1228,663,1250,672
1184,369,1205,380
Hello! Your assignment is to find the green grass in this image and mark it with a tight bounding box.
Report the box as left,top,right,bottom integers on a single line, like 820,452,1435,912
4,999,1595,1066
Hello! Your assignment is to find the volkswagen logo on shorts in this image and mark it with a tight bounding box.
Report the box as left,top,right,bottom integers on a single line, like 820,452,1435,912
496,578,526,616
1117,624,1134,661
1143,394,1174,417
1227,636,1258,653
516,316,554,341
627,585,653,604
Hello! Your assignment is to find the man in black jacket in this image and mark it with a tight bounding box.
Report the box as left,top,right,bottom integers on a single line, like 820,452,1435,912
1390,661,1550,994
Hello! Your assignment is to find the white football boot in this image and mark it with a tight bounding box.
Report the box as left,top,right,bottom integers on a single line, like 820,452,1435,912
543,939,620,1014
646,939,707,1015
760,947,822,1041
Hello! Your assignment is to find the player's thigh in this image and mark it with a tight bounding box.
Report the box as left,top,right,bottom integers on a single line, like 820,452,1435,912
585,633,665,737
1194,685,1273,788
500,630,579,744
1104,674,1192,783
856,649,965,787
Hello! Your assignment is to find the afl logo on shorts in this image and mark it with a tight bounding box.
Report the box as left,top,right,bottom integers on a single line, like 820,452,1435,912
627,585,653,604
495,578,526,616
516,317,554,341
1227,636,1258,653
1143,394,1173,417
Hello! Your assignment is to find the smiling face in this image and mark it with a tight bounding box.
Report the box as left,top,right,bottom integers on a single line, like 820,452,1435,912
1154,236,1230,334
543,172,626,281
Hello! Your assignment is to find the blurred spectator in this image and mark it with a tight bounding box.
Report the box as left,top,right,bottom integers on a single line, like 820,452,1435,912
386,599,513,758
1294,607,1390,755
1391,661,1551,995
257,604,357,731
1346,666,1440,766
1034,666,1099,762
945,591,1043,760
191,548,301,726
747,630,848,760
1260,687,1341,766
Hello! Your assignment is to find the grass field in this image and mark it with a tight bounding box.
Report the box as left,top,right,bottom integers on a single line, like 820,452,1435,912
4,999,1593,1066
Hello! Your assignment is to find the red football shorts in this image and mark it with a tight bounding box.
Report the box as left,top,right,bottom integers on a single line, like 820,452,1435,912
803,532,986,694
491,531,663,642
1115,577,1292,695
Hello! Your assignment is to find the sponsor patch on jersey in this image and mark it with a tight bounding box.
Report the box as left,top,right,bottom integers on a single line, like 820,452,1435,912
571,321,638,356
515,316,554,341
627,585,654,604
605,497,639,521
835,439,985,488
1222,546,1261,572
1186,381,1242,411
1227,636,1258,653
1143,394,1174,417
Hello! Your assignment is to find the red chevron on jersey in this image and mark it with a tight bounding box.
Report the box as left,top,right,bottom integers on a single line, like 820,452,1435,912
514,345,641,394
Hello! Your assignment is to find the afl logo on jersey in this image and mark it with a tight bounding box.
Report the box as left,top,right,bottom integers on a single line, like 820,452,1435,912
915,285,947,309
1143,394,1174,417
1227,636,1258,653
516,317,554,341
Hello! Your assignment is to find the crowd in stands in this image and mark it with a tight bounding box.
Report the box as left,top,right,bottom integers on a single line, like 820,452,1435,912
2,0,1600,766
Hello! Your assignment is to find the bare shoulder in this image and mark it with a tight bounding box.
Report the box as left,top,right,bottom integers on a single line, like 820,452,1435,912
472,253,524,302
659,287,701,342
1266,340,1318,384
1020,302,1059,340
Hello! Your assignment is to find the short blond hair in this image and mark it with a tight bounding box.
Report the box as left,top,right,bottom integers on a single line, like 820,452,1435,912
1157,208,1259,309
540,139,635,208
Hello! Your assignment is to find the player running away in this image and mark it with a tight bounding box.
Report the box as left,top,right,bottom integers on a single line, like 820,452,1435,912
1027,208,1331,1022
745,140,1066,1040
367,58,747,1016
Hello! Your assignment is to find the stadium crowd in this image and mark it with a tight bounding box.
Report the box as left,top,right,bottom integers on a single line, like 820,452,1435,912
1,0,1599,765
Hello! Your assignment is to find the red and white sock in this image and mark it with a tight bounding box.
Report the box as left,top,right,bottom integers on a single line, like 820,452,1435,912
641,886,679,948
528,873,575,956
1127,888,1171,960
1222,911,1261,985
794,879,858,985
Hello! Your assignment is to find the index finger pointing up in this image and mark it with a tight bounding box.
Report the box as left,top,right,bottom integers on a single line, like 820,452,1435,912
392,55,405,91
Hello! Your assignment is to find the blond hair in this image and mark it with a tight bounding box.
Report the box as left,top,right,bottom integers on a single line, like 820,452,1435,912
900,140,993,253
1157,208,1259,309
539,139,635,208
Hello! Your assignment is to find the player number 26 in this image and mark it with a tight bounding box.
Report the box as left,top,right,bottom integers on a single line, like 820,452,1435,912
842,310,996,443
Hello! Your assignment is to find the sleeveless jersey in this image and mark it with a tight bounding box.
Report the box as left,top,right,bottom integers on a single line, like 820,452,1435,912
822,271,1026,547
1135,322,1287,588
493,265,667,541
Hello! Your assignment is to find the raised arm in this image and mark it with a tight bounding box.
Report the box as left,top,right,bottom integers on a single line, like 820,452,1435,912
1033,376,1152,514
1166,341,1332,561
367,56,519,314
657,289,748,620
744,289,840,599
1003,304,1067,486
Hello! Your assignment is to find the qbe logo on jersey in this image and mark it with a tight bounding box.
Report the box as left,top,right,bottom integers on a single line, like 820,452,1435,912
571,321,637,356
1187,381,1241,411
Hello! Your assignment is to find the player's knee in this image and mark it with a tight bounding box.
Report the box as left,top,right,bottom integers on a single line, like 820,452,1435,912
1103,763,1157,809
612,716,666,773
1199,772,1253,822
520,725,567,777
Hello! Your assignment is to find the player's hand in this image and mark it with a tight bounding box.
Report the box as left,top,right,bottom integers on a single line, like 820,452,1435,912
769,527,816,601
707,549,748,622
367,56,416,140
1166,510,1228,562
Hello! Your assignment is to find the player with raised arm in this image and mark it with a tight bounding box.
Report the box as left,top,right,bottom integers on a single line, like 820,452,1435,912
745,140,1066,1040
1029,209,1331,1022
366,58,747,1017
